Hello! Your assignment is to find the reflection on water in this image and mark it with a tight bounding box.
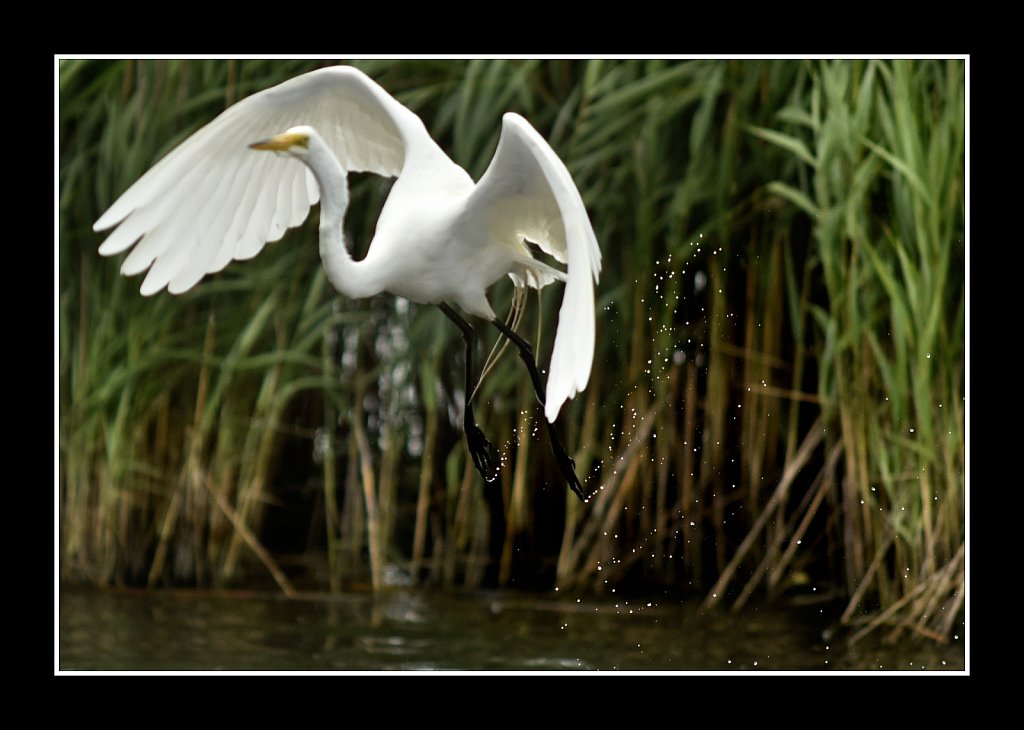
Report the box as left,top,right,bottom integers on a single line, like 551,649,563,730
57,588,965,672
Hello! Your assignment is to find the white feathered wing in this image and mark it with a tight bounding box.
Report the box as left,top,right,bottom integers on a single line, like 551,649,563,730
93,65,434,296
466,113,602,422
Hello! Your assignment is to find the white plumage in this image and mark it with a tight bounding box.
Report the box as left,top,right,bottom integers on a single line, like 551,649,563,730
94,64,601,427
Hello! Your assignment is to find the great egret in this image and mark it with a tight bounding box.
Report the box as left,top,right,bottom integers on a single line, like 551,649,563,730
94,64,601,501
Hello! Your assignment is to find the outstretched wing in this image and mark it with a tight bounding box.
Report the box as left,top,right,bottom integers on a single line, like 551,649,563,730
94,65,434,296
467,113,602,422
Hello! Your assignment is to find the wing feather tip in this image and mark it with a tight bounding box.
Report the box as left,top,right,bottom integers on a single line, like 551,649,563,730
93,210,123,233
167,277,199,296
138,281,164,297
120,259,147,277
98,238,127,257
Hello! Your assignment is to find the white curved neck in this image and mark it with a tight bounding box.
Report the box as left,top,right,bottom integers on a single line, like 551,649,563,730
303,136,384,300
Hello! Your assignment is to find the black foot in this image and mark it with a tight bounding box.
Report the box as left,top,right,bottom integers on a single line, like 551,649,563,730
488,316,590,502
466,421,501,483
550,433,587,501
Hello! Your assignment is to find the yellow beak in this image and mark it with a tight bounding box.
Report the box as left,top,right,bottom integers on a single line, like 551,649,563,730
249,132,308,151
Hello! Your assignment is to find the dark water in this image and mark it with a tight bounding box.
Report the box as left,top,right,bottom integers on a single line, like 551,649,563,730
57,588,965,672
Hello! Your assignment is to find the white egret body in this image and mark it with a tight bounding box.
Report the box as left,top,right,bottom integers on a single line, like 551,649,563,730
94,64,601,498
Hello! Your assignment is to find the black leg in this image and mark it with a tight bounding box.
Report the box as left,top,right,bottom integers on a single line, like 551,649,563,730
491,318,588,502
439,303,500,484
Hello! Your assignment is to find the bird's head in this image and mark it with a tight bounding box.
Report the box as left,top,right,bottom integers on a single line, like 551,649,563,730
249,125,316,158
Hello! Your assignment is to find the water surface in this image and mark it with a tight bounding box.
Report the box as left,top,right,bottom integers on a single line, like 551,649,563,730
58,588,964,672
